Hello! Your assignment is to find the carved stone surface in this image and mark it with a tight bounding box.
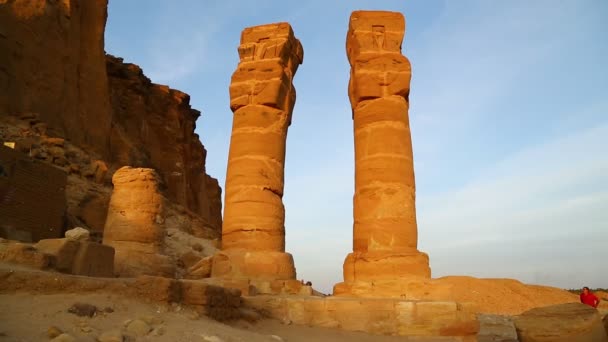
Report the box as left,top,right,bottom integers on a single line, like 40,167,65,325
336,11,430,294
213,23,303,282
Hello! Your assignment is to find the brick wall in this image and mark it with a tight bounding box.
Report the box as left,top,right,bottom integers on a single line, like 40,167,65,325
0,145,67,241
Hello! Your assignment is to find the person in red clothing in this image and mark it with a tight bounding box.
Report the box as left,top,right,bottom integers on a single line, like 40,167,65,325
580,286,600,308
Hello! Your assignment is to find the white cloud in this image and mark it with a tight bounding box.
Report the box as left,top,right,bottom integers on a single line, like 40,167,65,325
418,122,608,288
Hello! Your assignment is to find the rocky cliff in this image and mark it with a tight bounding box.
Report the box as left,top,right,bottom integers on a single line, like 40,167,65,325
0,0,222,234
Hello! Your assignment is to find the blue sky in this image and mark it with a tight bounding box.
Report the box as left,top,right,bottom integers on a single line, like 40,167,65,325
106,0,608,293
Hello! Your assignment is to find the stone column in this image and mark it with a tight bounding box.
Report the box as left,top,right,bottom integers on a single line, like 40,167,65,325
103,167,175,277
335,11,430,293
212,23,303,282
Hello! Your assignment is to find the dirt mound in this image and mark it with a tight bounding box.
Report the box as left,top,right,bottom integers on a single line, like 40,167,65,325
436,276,579,315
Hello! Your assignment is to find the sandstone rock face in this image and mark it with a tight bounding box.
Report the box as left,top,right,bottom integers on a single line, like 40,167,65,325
212,23,303,281
106,55,222,231
336,11,430,294
0,1,222,235
103,167,174,277
514,303,608,342
0,0,112,157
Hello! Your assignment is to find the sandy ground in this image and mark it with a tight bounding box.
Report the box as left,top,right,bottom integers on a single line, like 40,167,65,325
0,293,441,342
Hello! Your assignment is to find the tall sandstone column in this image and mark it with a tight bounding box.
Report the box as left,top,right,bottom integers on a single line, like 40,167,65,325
212,23,303,282
335,11,430,294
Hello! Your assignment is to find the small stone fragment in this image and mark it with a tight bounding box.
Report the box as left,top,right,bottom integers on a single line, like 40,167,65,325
47,326,63,339
51,333,76,342
269,335,283,341
97,330,124,342
67,303,98,317
65,227,90,242
151,326,165,336
140,315,163,326
103,307,114,313
201,336,224,342
125,319,151,337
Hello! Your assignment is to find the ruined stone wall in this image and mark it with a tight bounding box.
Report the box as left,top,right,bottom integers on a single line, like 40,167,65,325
0,145,66,241
0,0,222,234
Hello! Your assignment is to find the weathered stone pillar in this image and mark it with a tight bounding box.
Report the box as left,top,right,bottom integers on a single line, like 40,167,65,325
335,11,430,294
212,23,303,282
103,167,174,277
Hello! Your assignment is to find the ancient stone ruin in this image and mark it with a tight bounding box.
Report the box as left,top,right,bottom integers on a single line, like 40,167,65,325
212,23,304,290
103,167,175,278
2,2,605,341
334,10,431,296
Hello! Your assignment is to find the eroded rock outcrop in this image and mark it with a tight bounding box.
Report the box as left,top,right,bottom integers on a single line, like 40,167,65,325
0,0,222,238
0,0,112,157
334,11,430,295
106,55,222,231
212,23,303,282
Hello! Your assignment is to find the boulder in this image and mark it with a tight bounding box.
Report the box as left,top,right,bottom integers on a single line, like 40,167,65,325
514,302,608,342
125,319,150,337
187,256,213,279
65,227,90,242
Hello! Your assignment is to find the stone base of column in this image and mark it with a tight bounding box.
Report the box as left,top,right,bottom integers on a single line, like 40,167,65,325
334,250,438,298
244,295,479,339
343,250,431,282
211,249,296,282
333,278,455,300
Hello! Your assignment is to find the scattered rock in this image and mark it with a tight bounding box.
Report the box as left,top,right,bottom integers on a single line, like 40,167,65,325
239,308,262,323
140,315,163,326
103,307,114,313
125,319,151,337
180,250,202,270
186,256,213,279
269,335,283,341
50,333,76,342
47,326,63,339
80,325,93,333
42,137,65,147
97,330,124,342
515,302,608,342
281,318,292,325
67,303,98,317
201,336,224,342
65,227,90,242
151,326,165,336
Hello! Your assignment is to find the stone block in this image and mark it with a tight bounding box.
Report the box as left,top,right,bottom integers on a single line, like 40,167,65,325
186,255,212,279
134,275,180,303
35,238,79,272
0,242,50,269
71,242,114,277
180,280,220,306
515,302,608,342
